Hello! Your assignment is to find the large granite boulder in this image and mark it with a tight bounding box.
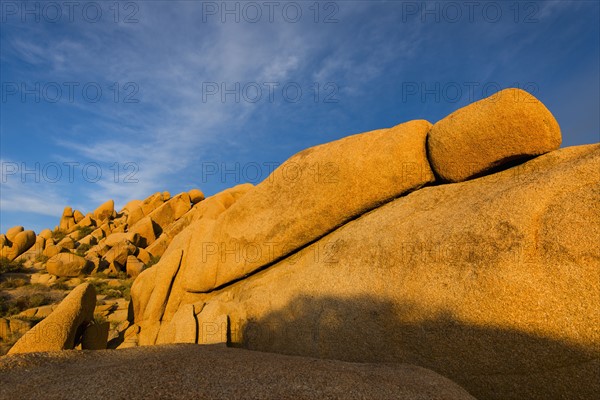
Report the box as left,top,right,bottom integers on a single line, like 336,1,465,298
427,88,561,182
46,253,91,277
133,144,599,400
182,119,435,293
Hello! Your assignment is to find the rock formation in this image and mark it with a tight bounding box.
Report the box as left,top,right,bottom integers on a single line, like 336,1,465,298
184,119,434,293
1,89,597,400
46,253,92,277
127,89,598,400
427,88,561,181
0,229,36,261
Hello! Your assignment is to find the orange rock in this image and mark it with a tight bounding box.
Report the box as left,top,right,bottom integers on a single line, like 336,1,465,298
8,283,96,354
182,119,435,292
188,188,205,204
427,88,561,182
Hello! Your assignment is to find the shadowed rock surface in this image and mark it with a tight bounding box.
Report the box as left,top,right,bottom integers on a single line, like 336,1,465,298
0,344,476,400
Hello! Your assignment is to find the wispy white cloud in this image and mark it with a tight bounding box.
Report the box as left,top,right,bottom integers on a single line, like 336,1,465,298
537,0,581,19
3,0,509,231
0,158,69,217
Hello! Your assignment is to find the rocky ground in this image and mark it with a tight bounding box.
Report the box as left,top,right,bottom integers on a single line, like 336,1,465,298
0,344,476,399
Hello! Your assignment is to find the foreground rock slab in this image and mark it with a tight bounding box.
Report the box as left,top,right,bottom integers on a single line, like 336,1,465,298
0,344,476,400
8,283,96,354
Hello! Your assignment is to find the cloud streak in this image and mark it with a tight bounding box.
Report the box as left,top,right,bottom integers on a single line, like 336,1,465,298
1,1,597,233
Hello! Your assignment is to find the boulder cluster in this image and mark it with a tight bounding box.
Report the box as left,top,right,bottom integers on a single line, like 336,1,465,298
1,189,208,353
2,189,207,279
2,89,598,400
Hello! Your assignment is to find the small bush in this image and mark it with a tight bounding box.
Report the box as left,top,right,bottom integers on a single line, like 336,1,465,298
144,255,161,270
93,314,107,325
0,278,29,289
76,243,92,256
51,230,66,241
0,334,20,355
106,289,123,298
50,281,69,291
121,283,132,301
0,290,54,318
76,226,94,237
0,258,27,275
27,293,50,308
35,254,49,263
109,271,128,280
92,271,109,279
28,283,51,292
90,279,133,300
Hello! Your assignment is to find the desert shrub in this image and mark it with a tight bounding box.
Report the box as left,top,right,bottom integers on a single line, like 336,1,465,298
0,278,29,289
0,334,19,355
76,226,94,237
35,254,49,263
90,279,133,300
50,281,69,291
76,243,92,256
0,258,27,275
26,293,49,308
120,282,132,300
109,271,128,280
0,290,54,318
144,255,161,270
51,230,66,241
28,283,51,292
93,314,107,325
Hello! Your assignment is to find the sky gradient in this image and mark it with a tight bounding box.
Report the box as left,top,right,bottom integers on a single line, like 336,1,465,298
1,0,599,233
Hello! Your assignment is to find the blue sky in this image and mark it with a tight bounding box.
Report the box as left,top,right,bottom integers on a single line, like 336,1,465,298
1,0,599,233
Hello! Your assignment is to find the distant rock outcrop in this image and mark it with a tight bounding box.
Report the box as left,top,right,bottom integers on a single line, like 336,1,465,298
46,253,92,277
1,230,36,261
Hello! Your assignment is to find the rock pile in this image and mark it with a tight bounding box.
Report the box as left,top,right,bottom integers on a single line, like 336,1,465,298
2,188,207,279
0,228,36,261
0,188,208,354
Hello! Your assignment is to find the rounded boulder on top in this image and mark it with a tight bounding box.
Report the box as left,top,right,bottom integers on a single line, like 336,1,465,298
427,88,561,182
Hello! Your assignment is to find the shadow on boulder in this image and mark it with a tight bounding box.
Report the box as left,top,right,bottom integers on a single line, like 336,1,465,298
231,294,599,400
